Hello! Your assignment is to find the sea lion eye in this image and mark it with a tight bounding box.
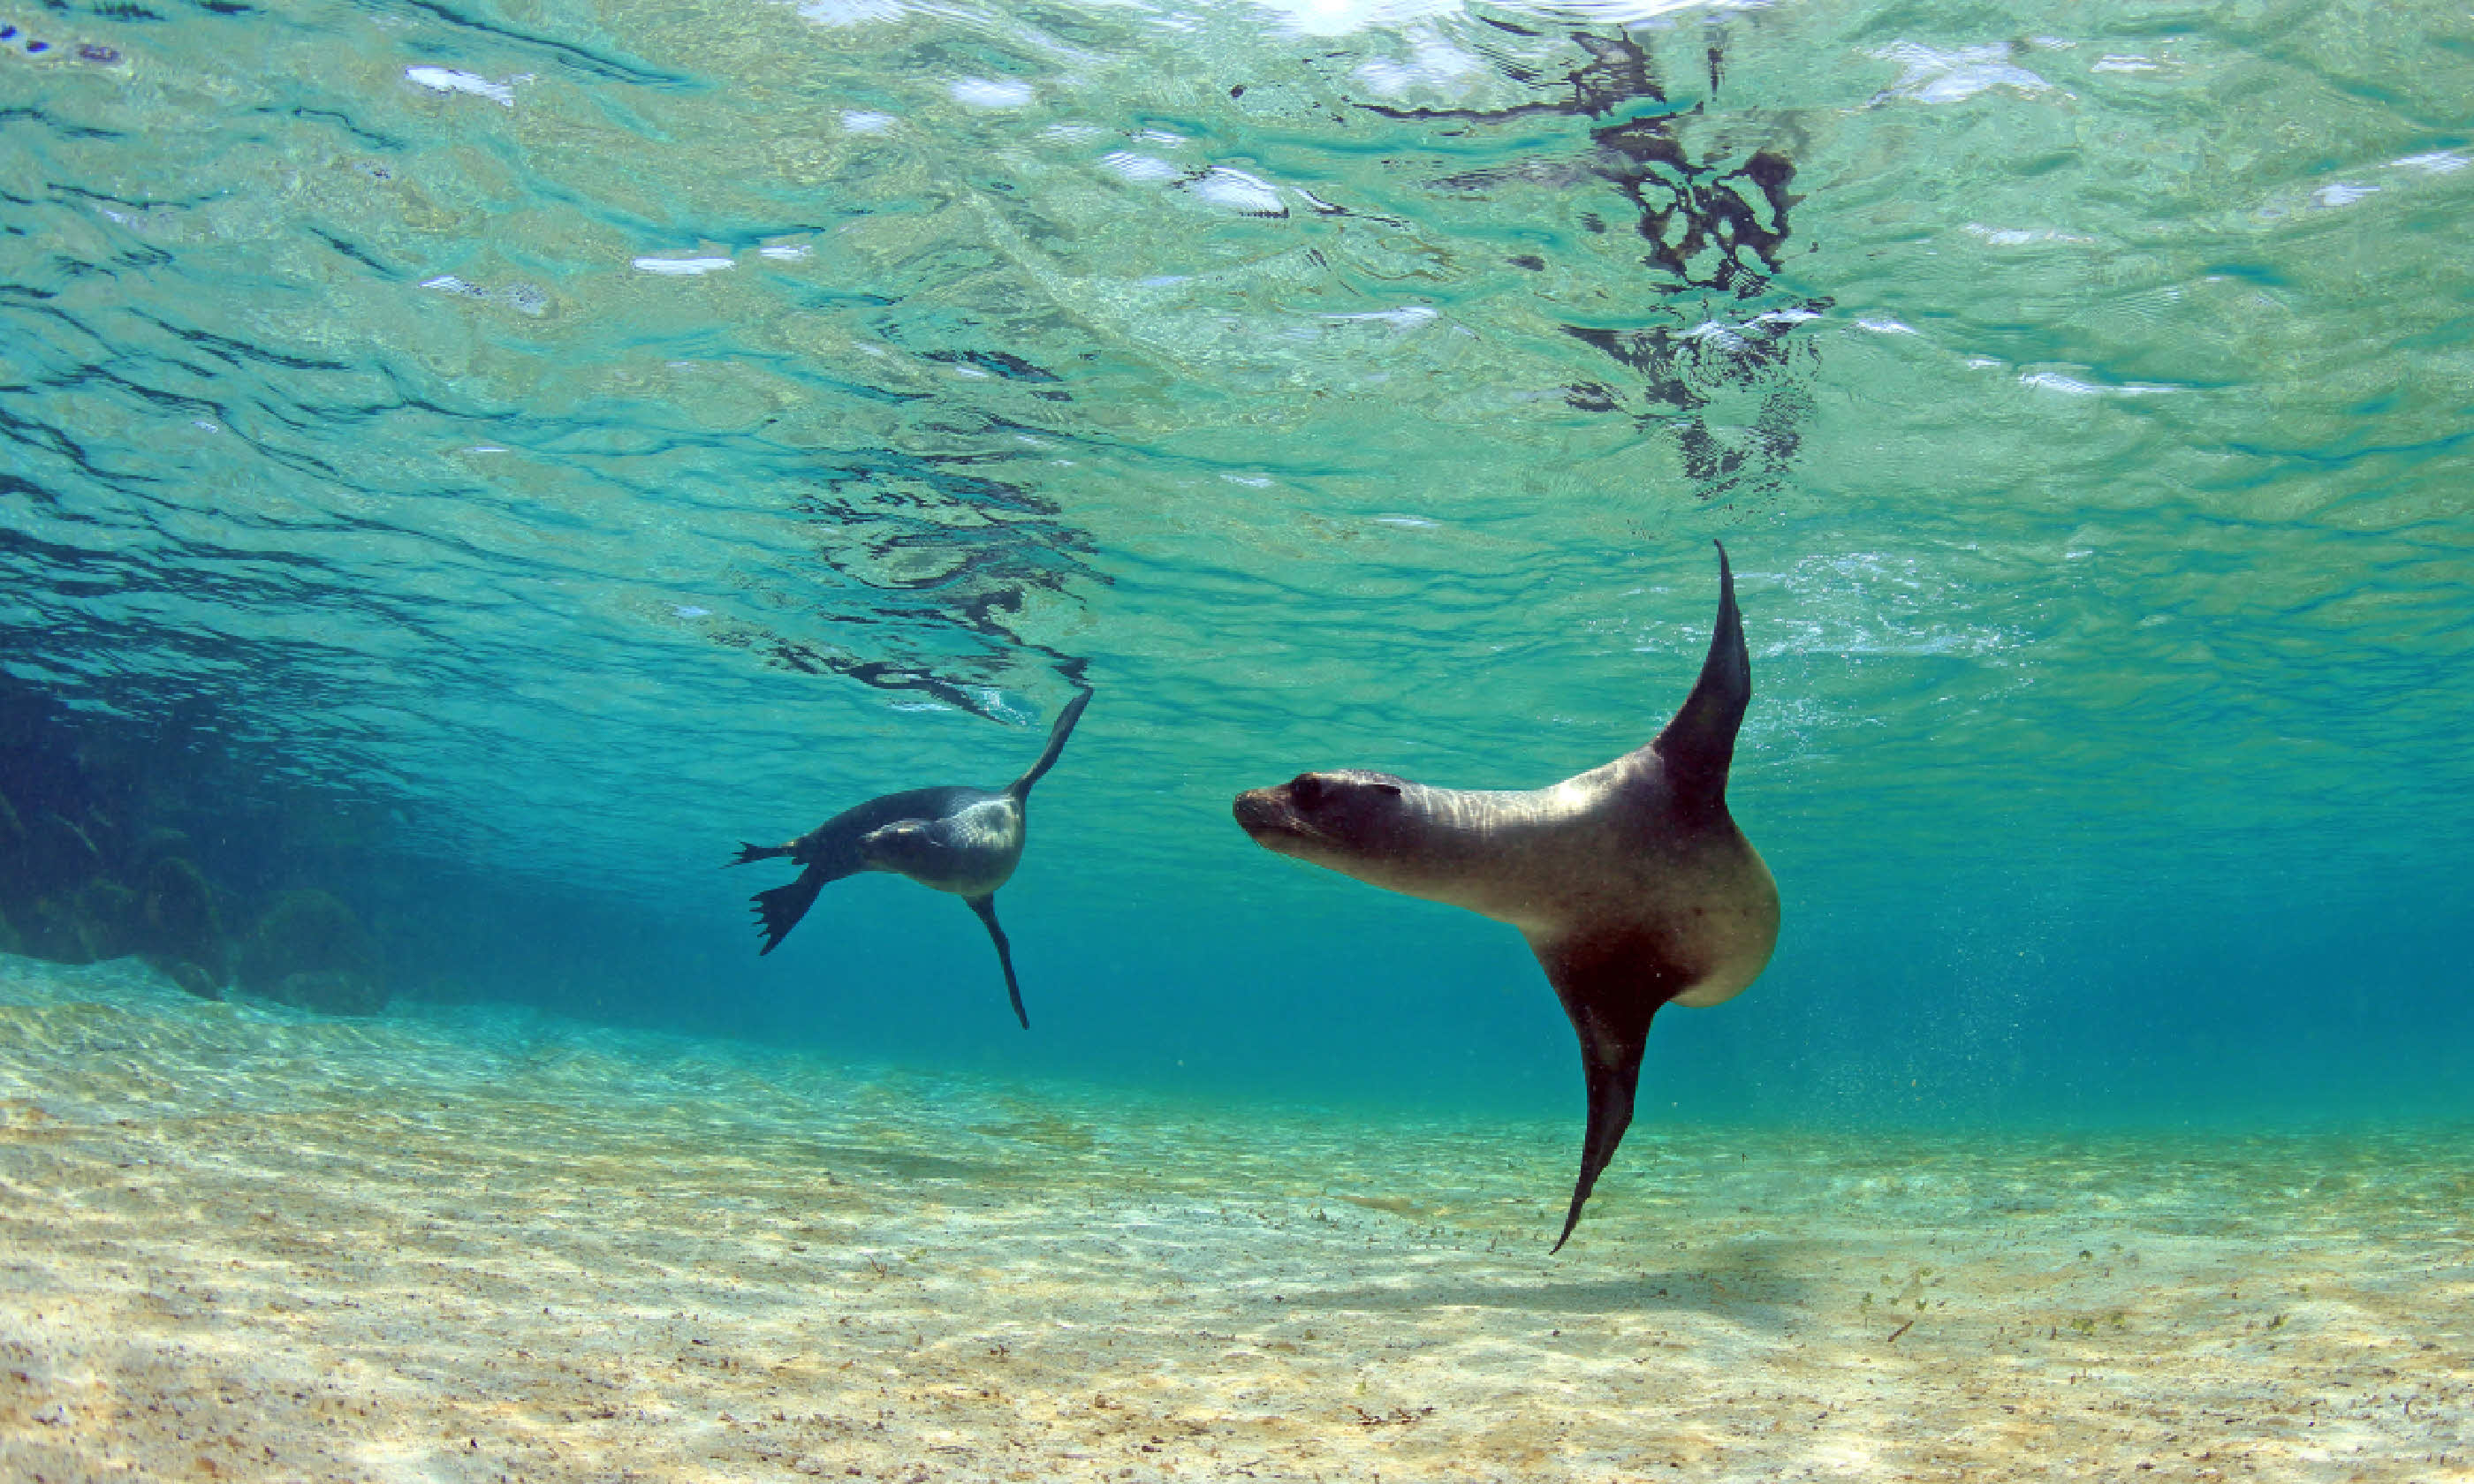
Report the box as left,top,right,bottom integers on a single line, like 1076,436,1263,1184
1289,773,1325,807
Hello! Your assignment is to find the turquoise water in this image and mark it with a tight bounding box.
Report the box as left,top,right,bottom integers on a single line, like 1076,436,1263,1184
4,0,2471,1145
4,5,2473,1477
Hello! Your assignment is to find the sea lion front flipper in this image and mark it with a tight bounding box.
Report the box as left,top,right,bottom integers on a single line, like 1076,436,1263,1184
966,894,1029,1030
1650,541,1749,805
1006,689,1091,801
1527,928,1687,1253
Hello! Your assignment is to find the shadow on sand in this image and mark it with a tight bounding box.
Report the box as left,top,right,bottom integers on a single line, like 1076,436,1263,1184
1294,1239,1817,1322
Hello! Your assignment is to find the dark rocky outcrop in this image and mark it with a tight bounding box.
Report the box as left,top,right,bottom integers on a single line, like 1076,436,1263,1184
129,828,195,873
17,896,92,965
26,810,106,887
238,888,386,1015
127,853,231,998
0,678,399,1012
74,878,142,959
137,855,225,979
146,955,224,1001
20,880,142,965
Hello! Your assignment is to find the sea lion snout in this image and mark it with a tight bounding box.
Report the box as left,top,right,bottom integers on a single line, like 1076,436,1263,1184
1235,772,1416,868
1230,785,1297,844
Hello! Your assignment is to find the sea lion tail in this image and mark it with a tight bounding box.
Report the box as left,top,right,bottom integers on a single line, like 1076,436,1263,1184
1532,933,1668,1253
750,868,825,955
1006,688,1092,800
732,841,793,866
1552,1055,1643,1253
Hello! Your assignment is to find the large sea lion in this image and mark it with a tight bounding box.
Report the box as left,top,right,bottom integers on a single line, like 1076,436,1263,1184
1233,545,1777,1250
734,690,1091,1029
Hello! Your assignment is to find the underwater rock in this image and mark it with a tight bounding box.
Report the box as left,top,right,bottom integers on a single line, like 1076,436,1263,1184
238,888,384,1009
145,954,224,1001
20,896,95,964
74,878,143,958
267,968,384,1017
42,810,107,877
137,855,225,979
0,792,31,928
2,808,106,910
0,908,21,958
20,879,141,963
129,827,194,871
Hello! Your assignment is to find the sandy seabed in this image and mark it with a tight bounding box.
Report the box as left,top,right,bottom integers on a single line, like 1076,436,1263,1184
0,956,2467,1484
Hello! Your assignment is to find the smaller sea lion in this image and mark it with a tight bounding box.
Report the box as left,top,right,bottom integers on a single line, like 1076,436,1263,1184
1233,544,1778,1250
734,690,1091,1029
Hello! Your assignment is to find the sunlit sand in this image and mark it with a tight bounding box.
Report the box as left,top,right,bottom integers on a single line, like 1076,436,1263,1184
1,955,2466,1482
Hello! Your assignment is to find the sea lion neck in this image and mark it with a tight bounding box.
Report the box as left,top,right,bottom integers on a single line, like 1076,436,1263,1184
1361,772,1635,928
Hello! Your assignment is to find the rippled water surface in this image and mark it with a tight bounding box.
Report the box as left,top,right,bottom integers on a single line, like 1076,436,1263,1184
4,0,2470,1108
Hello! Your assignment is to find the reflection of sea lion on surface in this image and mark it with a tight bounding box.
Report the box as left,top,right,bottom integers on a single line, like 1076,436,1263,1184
1234,545,1778,1250
0,20,124,64
734,690,1091,1030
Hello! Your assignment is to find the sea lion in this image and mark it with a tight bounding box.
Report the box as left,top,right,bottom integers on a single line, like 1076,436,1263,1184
734,690,1091,1029
1232,544,1777,1251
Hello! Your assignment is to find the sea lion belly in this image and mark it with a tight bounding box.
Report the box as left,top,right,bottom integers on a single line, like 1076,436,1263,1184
861,794,1024,897
1659,835,1780,1008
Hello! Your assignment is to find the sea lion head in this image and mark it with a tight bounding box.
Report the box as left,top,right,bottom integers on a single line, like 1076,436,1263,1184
1232,770,1417,875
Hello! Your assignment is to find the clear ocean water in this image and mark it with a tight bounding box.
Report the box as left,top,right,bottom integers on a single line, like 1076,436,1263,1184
1,0,2470,1476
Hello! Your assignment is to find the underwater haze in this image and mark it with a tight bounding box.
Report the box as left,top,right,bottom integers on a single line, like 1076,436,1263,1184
2,0,2471,1476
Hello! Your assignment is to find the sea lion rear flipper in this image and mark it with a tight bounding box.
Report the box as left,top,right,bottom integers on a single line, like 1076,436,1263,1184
751,867,827,956
1559,1044,1645,1255
965,895,1029,1030
1006,689,1091,801
1649,541,1749,803
1529,929,1681,1253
